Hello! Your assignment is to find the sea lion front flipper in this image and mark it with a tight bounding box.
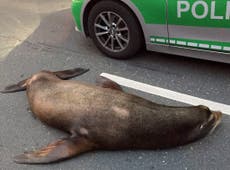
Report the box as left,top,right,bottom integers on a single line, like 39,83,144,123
96,76,123,91
14,137,95,164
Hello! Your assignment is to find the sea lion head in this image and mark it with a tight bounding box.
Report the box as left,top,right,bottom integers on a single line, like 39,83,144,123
193,106,222,140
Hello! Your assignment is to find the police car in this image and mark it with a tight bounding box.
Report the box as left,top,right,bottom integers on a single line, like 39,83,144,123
72,0,230,63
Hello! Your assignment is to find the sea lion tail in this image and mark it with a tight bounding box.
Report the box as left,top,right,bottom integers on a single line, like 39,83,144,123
0,79,27,93
53,68,89,80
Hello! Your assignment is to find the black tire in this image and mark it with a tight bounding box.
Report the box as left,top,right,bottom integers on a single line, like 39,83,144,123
88,0,144,59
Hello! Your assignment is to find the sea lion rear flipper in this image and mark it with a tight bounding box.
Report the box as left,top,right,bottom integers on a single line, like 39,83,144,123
0,79,27,93
14,137,95,164
96,76,123,91
53,68,89,80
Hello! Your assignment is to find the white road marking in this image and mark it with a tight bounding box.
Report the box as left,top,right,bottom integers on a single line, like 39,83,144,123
101,73,230,115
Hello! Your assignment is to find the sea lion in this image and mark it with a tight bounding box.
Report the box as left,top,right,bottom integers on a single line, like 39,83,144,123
1,68,222,164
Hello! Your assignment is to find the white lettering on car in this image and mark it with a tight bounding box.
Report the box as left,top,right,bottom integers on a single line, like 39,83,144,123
177,1,190,18
226,1,230,19
211,1,223,19
192,1,208,19
177,0,230,20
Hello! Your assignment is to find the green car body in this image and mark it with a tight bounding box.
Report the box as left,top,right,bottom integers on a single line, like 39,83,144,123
72,0,230,63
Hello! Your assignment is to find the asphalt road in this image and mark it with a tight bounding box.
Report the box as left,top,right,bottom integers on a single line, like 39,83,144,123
0,1,230,170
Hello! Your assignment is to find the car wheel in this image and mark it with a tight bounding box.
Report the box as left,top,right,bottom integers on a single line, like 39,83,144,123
88,0,144,59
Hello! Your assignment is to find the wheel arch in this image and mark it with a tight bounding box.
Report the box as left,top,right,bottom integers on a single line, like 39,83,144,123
81,0,147,43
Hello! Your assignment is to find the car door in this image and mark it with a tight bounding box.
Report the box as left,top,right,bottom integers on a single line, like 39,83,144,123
167,0,230,53
130,0,168,45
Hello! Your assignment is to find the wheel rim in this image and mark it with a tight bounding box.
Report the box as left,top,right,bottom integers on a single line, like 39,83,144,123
94,11,130,52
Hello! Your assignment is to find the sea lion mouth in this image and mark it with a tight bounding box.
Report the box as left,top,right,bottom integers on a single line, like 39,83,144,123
208,111,222,134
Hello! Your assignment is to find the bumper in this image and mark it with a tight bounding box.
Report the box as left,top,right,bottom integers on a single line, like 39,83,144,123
71,0,84,31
